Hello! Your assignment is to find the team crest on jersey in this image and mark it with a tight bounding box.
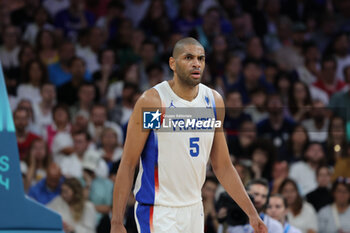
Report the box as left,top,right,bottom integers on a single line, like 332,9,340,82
143,110,161,129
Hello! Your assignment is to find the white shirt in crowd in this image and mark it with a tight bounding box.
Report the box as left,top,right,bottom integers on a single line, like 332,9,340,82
47,196,96,233
287,202,318,233
289,161,318,196
0,46,20,69
17,84,42,104
301,118,329,143
42,0,70,18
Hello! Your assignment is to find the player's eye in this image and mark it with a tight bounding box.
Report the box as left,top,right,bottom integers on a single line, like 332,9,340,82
186,56,192,60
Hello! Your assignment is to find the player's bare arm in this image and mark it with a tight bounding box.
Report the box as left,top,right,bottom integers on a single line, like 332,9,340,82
209,89,268,233
110,89,161,233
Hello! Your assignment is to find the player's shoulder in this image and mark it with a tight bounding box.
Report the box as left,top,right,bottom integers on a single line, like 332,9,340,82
135,87,161,109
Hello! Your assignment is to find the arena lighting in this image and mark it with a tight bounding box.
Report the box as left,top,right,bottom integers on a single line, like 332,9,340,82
0,63,64,233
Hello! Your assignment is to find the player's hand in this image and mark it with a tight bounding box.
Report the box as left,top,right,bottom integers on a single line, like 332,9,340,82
249,215,268,233
110,222,127,233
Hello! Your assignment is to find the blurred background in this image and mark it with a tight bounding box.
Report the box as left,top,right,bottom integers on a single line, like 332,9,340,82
1,0,350,232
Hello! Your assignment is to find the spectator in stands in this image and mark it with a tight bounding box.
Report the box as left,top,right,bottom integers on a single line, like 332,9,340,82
274,22,306,71
218,178,284,233
24,138,51,191
47,178,96,233
245,36,267,67
57,57,91,105
88,104,123,146
173,0,200,36
140,0,171,41
216,55,242,96
54,0,95,41
36,30,59,65
207,34,229,78
0,25,21,71
244,88,268,124
81,150,113,230
55,131,92,179
228,120,256,161
48,41,77,86
138,40,167,91
23,7,53,46
330,33,350,82
14,107,41,160
279,178,318,233
95,1,125,42
274,72,293,105
266,194,302,233
245,178,284,232
326,116,347,166
318,177,350,233
98,127,123,174
44,104,71,152
202,176,219,233
124,0,150,28
288,81,312,122
32,83,56,133
289,142,326,196
77,27,105,73
332,143,350,182
306,165,333,212
146,63,166,90
284,124,309,163
257,94,295,156
42,0,69,19
106,64,139,111
70,82,96,120
270,161,289,194
10,0,39,30
28,162,63,204
232,58,274,105
92,48,119,102
313,56,347,98
294,41,320,86
302,100,329,143
249,139,276,181
17,59,48,104
223,90,251,139
17,98,42,135
328,68,350,122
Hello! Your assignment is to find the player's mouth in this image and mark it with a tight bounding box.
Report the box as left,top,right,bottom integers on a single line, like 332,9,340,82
190,70,201,79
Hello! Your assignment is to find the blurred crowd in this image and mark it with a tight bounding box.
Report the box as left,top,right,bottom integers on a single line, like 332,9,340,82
1,0,350,232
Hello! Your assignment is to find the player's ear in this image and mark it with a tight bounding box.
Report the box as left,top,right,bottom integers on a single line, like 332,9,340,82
169,57,175,72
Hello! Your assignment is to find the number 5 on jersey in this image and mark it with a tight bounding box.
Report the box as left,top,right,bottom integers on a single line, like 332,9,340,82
189,137,199,157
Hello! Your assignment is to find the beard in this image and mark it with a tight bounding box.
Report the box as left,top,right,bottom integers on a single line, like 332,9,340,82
177,69,202,87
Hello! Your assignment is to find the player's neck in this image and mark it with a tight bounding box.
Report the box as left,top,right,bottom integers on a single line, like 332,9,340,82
169,80,199,101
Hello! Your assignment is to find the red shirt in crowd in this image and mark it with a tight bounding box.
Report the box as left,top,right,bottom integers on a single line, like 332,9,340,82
312,79,347,98
17,133,41,160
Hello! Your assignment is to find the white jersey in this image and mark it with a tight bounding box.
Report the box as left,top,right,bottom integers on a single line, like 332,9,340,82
133,81,217,207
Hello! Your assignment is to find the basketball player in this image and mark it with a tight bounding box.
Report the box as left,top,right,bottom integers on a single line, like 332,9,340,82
110,38,267,233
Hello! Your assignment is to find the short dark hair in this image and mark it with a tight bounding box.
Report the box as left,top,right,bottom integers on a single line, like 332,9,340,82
72,130,91,141
269,193,288,208
68,56,85,68
242,58,262,69
146,63,163,75
321,55,337,69
204,175,219,186
246,178,269,191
